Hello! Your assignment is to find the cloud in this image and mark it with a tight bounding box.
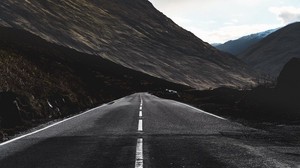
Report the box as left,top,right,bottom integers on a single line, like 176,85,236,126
149,0,297,43
233,0,264,6
224,19,239,26
269,6,300,24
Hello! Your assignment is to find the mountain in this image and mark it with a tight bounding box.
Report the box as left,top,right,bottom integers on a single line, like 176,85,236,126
0,0,256,89
215,28,278,56
0,26,190,134
240,22,300,76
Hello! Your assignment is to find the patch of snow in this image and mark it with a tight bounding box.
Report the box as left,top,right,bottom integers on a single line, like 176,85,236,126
241,28,280,40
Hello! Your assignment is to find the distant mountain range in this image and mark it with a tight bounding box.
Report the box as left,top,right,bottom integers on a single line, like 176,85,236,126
240,22,300,76
0,0,256,89
214,28,278,56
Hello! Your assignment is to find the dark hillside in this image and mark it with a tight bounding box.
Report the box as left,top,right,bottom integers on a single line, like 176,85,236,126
0,0,256,89
0,27,190,140
159,58,300,124
277,58,300,91
240,22,300,76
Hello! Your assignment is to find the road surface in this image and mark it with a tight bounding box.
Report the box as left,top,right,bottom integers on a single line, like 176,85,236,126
0,93,299,167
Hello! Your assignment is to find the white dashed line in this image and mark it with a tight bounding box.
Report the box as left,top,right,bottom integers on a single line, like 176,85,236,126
135,98,144,168
138,98,143,132
135,138,143,168
139,110,143,117
138,119,143,132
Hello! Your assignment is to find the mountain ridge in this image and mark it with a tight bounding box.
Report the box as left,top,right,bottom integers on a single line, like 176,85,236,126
215,28,278,56
240,22,300,76
0,0,256,89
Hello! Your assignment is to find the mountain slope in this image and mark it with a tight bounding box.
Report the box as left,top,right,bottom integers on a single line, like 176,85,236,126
0,26,190,135
215,28,278,56
0,0,256,89
240,22,300,76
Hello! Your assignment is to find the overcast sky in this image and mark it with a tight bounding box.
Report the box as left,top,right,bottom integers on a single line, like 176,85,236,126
148,0,300,44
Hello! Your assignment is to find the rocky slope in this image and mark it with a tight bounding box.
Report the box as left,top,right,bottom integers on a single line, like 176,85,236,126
240,22,300,76
0,0,256,89
215,29,277,56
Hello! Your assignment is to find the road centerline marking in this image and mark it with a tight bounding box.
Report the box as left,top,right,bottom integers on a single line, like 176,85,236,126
135,138,143,168
135,97,144,168
138,119,143,132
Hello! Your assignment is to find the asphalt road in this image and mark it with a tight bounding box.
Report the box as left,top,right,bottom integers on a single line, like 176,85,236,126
0,93,299,168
